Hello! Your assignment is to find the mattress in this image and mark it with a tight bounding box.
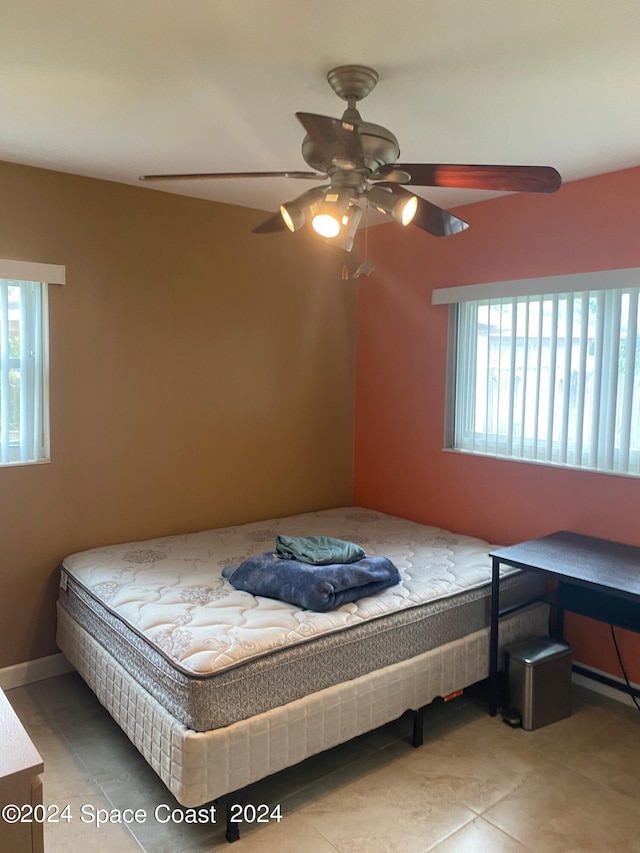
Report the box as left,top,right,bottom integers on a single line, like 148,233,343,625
58,507,545,731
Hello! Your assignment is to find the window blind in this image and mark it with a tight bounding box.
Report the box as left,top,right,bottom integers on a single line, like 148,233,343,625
0,260,63,466
452,288,640,476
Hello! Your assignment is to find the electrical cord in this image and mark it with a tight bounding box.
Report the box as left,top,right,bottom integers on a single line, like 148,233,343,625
610,624,640,712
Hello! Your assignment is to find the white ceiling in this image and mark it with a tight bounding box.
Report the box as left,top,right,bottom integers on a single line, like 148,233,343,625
2,1,639,218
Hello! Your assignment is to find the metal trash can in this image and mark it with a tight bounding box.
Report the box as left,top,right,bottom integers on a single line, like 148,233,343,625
504,636,572,730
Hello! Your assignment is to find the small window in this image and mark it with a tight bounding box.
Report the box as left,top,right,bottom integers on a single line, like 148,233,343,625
444,279,640,477
0,278,50,465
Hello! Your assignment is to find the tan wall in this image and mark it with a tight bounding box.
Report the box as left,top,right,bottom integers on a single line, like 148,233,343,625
0,160,356,668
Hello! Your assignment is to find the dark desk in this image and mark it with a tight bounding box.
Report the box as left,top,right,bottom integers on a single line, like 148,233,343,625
489,531,640,716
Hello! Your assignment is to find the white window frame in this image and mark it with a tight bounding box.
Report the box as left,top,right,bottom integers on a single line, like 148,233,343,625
435,268,640,478
0,258,65,467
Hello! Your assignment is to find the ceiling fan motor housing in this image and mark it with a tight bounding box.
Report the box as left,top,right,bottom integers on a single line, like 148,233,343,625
301,116,400,177
301,65,400,179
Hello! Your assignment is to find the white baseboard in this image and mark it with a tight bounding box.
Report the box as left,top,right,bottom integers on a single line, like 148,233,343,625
572,662,640,708
0,652,74,691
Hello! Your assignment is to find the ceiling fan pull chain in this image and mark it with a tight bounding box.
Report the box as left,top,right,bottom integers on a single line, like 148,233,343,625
353,199,376,279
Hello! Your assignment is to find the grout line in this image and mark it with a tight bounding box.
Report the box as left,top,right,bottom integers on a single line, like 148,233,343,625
423,812,478,851
294,813,343,853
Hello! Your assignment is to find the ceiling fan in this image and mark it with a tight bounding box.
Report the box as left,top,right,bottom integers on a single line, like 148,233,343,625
140,65,562,251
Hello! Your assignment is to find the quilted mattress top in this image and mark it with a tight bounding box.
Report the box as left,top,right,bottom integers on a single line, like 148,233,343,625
60,507,512,677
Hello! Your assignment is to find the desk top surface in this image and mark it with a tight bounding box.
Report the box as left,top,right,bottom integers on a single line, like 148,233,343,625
491,531,640,599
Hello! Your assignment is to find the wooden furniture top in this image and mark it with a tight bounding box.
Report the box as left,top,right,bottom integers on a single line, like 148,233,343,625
0,688,43,782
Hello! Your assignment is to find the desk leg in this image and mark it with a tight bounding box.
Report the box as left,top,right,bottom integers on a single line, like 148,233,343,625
555,581,565,640
489,556,500,716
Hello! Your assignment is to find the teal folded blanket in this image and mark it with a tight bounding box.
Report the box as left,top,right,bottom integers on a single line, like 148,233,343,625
275,534,366,565
222,551,400,612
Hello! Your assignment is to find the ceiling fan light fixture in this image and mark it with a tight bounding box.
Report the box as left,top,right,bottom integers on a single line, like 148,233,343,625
280,203,303,232
367,186,418,226
325,203,362,252
399,194,418,226
279,187,326,232
313,214,341,239
312,190,350,238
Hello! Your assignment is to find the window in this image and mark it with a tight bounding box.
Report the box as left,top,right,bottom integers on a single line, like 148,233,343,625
0,259,64,466
436,269,640,477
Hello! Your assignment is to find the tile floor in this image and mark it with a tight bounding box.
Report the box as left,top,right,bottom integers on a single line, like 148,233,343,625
6,674,640,852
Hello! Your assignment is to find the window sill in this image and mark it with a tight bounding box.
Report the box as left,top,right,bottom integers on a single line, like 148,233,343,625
441,447,640,480
0,458,51,469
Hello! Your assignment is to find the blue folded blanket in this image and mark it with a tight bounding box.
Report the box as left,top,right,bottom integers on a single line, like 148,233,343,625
275,534,366,565
222,551,401,612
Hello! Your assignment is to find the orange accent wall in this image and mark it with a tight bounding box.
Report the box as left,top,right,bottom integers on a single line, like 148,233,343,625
354,166,640,684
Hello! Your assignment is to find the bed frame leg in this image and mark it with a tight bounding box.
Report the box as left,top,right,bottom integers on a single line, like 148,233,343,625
411,707,425,748
221,795,240,843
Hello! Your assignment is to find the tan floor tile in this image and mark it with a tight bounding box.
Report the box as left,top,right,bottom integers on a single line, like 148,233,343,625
242,726,409,807
9,674,640,853
40,733,102,801
430,817,532,852
296,757,476,852
572,684,640,725
504,699,612,761
252,737,414,816
43,795,143,853
123,805,223,853
5,685,50,728
398,714,555,814
231,813,339,852
57,709,163,791
10,713,101,803
10,673,100,724
91,772,222,852
483,763,640,853
561,715,640,801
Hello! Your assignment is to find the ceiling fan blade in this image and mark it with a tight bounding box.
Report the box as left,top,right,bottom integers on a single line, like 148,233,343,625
296,112,365,170
379,184,469,237
252,212,288,234
413,198,469,237
376,164,562,193
139,170,326,182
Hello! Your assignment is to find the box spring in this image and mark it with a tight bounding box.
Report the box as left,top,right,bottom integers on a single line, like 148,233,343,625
57,601,550,807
